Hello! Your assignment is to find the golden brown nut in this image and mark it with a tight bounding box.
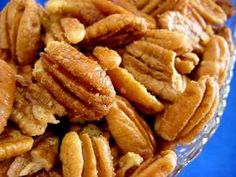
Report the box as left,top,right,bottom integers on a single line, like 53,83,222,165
83,14,147,49
0,0,41,65
93,46,122,70
217,27,235,54
155,79,206,141
0,60,15,134
123,40,186,101
144,29,193,55
139,0,162,14
190,0,227,25
214,0,235,17
0,130,34,161
106,96,157,159
33,41,116,121
11,78,65,136
130,150,177,177
108,67,164,114
196,35,230,85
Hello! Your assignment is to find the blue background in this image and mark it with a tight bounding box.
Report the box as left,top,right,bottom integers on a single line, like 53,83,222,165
0,0,235,176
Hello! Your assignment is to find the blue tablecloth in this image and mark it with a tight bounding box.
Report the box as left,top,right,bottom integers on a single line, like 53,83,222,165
0,0,235,176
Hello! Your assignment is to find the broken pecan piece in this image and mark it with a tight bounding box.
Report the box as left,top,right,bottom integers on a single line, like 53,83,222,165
34,41,116,121
106,96,157,159
0,60,15,134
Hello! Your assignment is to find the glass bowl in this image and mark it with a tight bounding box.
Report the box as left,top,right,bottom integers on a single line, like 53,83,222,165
170,6,236,176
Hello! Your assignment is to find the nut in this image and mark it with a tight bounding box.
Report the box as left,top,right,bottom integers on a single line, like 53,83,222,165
130,150,177,177
33,41,116,121
0,60,15,134
106,96,157,159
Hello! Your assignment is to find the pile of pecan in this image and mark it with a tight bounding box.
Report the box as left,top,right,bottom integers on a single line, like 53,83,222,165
0,0,234,176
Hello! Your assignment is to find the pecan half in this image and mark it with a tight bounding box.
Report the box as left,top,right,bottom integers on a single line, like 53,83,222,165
123,40,186,101
106,96,157,159
0,60,15,134
0,0,41,65
11,77,65,136
108,67,164,114
196,35,230,85
130,150,177,177
0,130,34,161
33,41,116,121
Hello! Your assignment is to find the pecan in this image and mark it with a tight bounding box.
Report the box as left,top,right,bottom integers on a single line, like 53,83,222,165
190,0,227,25
108,67,164,114
139,0,162,14
7,136,59,176
60,132,115,177
143,29,193,55
0,130,34,161
106,96,157,159
130,150,177,177
217,27,235,54
33,41,116,121
82,14,147,49
0,60,15,134
196,35,230,85
92,46,122,70
0,159,13,177
155,79,206,141
214,0,235,17
0,0,41,65
123,40,186,101
11,78,65,136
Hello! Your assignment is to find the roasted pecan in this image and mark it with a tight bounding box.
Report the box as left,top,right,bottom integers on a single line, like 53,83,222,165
33,41,116,121
190,0,227,25
108,67,164,114
7,136,59,176
155,78,206,141
106,96,157,159
0,60,15,134
123,40,186,101
0,129,34,161
130,150,177,177
0,0,41,65
196,35,230,85
82,14,147,49
11,77,65,136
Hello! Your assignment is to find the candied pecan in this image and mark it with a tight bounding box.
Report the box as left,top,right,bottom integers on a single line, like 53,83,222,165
155,79,206,141
143,29,193,55
108,67,164,114
123,40,186,101
130,150,177,177
11,78,65,136
82,14,147,49
196,35,230,85
0,0,41,65
116,152,143,177
190,0,227,25
93,46,122,70
0,60,15,134
7,136,59,176
33,41,115,121
106,96,157,159
0,130,34,161
178,77,219,143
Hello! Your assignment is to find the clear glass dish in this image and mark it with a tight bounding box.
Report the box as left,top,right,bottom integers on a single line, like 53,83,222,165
170,8,236,176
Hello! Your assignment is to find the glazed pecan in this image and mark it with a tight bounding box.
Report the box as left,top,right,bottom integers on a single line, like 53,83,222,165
82,14,147,49
108,67,164,114
0,60,15,134
196,35,230,85
7,136,59,176
33,41,116,121
190,0,227,25
0,130,34,161
123,40,186,101
130,150,177,177
0,0,41,65
106,96,157,159
11,77,65,136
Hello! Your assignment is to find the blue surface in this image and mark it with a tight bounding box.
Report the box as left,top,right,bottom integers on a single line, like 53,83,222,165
0,0,236,176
